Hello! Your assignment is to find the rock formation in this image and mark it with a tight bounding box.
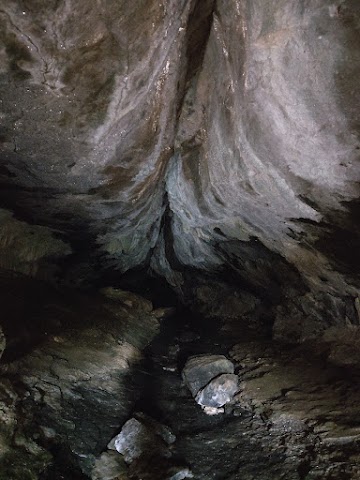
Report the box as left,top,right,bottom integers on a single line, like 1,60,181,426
0,0,359,478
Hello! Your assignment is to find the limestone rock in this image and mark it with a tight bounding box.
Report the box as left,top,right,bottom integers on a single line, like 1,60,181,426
195,374,238,408
182,355,235,397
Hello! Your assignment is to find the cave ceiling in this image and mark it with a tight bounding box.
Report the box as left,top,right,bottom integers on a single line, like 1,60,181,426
0,0,359,295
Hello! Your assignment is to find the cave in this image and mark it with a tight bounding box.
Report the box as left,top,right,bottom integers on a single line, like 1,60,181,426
0,1,360,479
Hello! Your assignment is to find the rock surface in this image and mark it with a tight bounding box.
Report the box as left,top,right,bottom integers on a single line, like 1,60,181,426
106,413,192,480
0,1,360,478
195,373,238,408
130,310,360,480
0,0,359,322
0,272,161,477
108,417,168,464
91,451,128,480
182,354,235,396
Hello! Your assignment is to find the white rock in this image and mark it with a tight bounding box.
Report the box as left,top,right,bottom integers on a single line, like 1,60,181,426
195,373,238,408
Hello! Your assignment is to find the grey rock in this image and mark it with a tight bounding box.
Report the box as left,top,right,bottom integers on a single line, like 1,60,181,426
182,355,235,396
91,451,128,480
108,416,173,464
0,0,358,314
108,418,155,463
195,374,239,408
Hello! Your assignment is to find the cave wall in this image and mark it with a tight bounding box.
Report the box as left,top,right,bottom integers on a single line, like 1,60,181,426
0,1,359,327
164,0,360,297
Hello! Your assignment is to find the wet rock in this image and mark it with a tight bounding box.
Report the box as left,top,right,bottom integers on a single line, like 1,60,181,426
195,373,238,408
0,0,359,340
182,355,235,397
91,451,128,480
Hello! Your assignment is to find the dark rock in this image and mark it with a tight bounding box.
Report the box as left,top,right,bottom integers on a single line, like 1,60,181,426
0,208,71,280
100,287,153,314
134,412,176,446
1,280,160,476
182,355,235,396
0,0,360,478
128,457,193,480
0,327,5,360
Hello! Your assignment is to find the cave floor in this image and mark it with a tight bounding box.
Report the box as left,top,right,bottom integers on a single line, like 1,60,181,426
127,311,360,480
4,277,360,480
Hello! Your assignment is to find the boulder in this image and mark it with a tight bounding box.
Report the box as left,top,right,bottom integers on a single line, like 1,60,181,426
195,374,239,408
182,355,235,396
108,416,173,464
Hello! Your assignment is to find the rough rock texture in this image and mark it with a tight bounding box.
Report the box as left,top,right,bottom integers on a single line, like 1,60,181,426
91,451,128,480
0,1,360,478
0,208,71,280
0,0,195,273
130,308,360,480
106,414,192,480
168,0,360,295
0,273,161,477
0,0,359,322
195,373,238,408
228,337,360,479
182,354,235,396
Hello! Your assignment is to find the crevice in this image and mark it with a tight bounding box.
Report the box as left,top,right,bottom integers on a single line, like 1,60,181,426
175,0,216,120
